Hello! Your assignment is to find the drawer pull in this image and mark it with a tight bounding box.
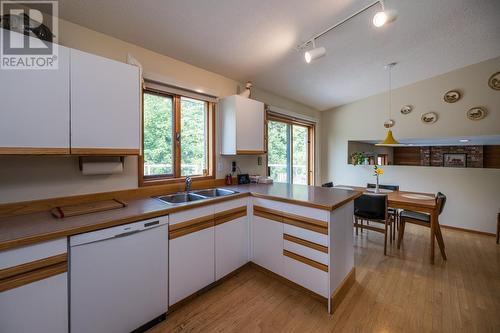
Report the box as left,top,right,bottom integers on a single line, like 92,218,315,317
283,250,328,272
215,206,247,226
283,234,328,254
169,214,215,239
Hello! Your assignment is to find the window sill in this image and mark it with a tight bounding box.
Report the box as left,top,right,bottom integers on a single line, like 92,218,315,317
139,175,215,187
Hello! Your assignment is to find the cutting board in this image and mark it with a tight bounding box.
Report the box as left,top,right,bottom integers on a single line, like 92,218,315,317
51,199,127,219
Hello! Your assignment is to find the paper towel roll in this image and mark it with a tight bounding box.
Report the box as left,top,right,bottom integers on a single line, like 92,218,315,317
81,161,123,175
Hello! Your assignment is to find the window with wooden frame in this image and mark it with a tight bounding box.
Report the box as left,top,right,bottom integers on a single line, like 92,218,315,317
266,112,315,185
139,82,215,186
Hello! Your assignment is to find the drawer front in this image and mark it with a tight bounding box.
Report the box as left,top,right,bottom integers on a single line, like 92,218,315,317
0,238,67,270
169,205,214,226
283,239,328,266
283,255,329,298
252,198,329,222
213,197,249,213
284,224,328,247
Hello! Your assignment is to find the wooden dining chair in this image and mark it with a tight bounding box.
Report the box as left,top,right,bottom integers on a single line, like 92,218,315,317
353,194,391,255
397,192,447,255
496,212,499,245
366,183,399,240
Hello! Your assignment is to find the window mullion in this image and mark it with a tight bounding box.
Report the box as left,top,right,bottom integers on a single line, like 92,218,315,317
174,95,182,178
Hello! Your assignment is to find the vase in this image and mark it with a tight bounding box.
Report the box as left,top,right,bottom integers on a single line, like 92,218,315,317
375,175,380,193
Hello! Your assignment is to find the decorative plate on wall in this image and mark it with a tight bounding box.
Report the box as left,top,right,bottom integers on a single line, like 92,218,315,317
421,112,438,124
488,72,500,90
466,107,487,121
443,90,461,103
400,105,413,114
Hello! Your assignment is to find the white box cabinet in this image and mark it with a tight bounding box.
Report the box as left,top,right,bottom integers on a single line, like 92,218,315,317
0,239,68,333
70,49,140,154
169,206,215,306
251,215,284,276
214,198,249,280
0,37,70,153
219,95,265,155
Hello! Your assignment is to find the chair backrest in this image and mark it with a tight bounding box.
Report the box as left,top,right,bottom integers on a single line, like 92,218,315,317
322,182,334,188
367,183,400,191
436,192,447,215
354,194,388,220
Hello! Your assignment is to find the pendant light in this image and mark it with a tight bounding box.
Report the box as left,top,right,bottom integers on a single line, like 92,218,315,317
379,62,399,145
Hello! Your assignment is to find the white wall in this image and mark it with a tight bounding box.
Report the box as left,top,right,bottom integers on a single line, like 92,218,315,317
0,19,320,204
321,56,500,234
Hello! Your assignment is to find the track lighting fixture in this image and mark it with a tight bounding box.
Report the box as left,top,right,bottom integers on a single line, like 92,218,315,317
304,40,326,63
297,0,397,63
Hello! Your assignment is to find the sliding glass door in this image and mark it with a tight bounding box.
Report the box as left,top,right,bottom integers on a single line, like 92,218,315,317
267,115,314,185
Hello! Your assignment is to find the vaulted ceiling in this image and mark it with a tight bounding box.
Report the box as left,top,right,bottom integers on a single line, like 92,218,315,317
58,0,500,110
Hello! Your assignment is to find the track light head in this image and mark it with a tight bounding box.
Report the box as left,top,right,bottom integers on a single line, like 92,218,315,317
373,9,397,27
304,46,326,63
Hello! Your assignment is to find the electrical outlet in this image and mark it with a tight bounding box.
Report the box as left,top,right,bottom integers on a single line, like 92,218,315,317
257,156,262,165
217,162,223,172
231,161,236,173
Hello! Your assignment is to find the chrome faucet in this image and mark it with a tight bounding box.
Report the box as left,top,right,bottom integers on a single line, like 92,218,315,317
185,176,192,193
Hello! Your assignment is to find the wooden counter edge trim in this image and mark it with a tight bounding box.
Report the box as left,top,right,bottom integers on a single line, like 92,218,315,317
251,192,332,210
0,262,67,292
283,234,328,253
214,206,247,219
330,267,356,315
70,148,140,155
0,147,70,155
283,249,328,272
0,253,67,280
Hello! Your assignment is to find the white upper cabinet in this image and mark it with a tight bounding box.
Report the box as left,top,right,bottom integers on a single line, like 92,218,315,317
70,49,141,155
0,42,70,154
219,95,265,155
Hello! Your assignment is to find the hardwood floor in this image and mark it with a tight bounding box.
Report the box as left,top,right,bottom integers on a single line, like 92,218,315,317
149,224,500,333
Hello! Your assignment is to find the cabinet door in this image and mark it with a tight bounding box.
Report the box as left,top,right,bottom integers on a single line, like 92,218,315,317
70,49,140,154
252,216,283,276
0,42,70,154
215,216,248,280
235,96,265,153
0,273,68,333
169,227,215,306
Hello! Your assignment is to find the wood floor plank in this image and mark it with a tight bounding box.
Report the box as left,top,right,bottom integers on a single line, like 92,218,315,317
150,224,500,333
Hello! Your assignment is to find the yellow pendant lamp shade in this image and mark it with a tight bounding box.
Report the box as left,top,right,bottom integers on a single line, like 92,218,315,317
381,129,399,145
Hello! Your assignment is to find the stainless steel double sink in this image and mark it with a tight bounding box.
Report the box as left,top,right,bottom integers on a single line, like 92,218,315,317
156,188,238,205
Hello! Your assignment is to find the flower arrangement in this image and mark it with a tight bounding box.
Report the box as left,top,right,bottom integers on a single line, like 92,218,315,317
373,165,384,193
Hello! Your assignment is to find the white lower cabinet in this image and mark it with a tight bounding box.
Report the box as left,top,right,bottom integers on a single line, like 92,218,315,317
215,215,248,280
283,256,329,298
169,206,215,306
0,238,68,333
252,215,284,276
0,273,68,333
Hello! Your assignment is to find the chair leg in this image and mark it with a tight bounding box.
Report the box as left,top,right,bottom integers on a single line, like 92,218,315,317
435,224,447,260
384,218,388,255
397,218,406,249
355,217,358,235
389,218,393,244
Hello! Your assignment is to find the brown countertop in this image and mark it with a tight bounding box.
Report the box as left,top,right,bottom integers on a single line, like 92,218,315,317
0,183,361,251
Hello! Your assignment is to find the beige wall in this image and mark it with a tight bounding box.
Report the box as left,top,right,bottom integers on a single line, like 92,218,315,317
0,19,320,204
321,56,500,233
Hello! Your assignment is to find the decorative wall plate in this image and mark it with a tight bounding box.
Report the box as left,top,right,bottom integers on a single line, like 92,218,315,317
488,72,500,90
400,105,413,114
384,119,395,128
443,90,461,103
421,112,438,124
466,107,487,121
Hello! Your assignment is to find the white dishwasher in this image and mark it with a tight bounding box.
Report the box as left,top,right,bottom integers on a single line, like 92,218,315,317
70,216,168,333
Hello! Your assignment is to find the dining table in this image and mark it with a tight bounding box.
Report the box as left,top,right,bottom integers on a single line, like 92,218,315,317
337,185,446,264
